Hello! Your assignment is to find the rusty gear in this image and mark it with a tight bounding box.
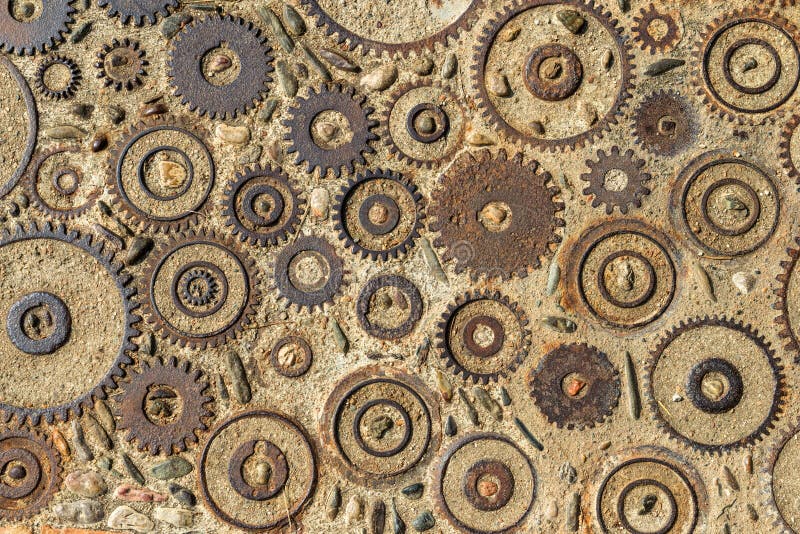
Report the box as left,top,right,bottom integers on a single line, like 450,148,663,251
27,145,99,219
0,427,61,521
779,113,800,184
775,236,800,361
168,14,274,119
283,83,378,178
116,357,213,455
299,0,485,57
356,275,423,340
98,0,178,25
471,0,635,151
95,38,147,91
34,55,80,100
646,316,785,455
0,1,75,56
764,421,800,533
633,90,698,156
273,235,344,311
632,3,681,54
529,343,620,430
581,146,652,215
222,164,304,247
430,149,563,280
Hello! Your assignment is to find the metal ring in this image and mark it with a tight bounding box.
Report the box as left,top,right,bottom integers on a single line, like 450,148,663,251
358,194,401,236
6,292,71,355
722,37,782,95
352,398,412,458
617,478,678,534
171,261,229,319
406,102,449,143
597,250,657,309
699,177,761,237
136,146,195,201
685,357,744,414
241,183,284,227
463,315,505,358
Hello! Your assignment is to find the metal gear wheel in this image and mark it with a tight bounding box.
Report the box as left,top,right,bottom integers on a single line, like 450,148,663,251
222,164,305,247
27,145,99,219
116,357,213,455
333,169,424,261
779,113,800,184
528,343,620,430
168,14,274,119
34,55,80,100
436,290,531,384
141,229,261,349
632,3,681,54
429,149,564,280
283,83,379,177
471,0,635,151
356,274,423,340
775,236,800,361
95,38,147,91
581,146,652,215
0,1,75,55
272,235,344,311
97,0,178,26
645,316,785,455
0,427,62,521
0,222,139,426
632,90,698,156
299,0,485,57
764,421,800,533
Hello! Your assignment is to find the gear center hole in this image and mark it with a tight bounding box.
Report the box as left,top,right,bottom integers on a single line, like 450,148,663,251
730,43,776,89
42,63,71,92
478,201,513,232
311,110,353,150
699,371,729,402
471,323,496,349
242,441,275,487
476,473,501,499
276,343,302,368
289,250,331,292
561,372,589,399
20,305,54,341
603,169,629,192
538,57,564,81
144,384,182,425
646,18,669,42
201,46,241,86
10,0,41,23
656,115,677,137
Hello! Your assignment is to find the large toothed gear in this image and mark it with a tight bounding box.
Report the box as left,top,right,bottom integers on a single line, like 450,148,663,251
98,0,178,26
0,1,75,56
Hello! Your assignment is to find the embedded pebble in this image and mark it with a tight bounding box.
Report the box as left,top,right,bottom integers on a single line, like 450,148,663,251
732,271,755,294
487,73,512,97
260,98,279,122
457,388,479,425
107,505,154,533
565,492,580,531
150,457,192,480
441,53,457,78
45,125,86,140
546,261,560,295
90,132,108,153
310,187,330,219
411,57,434,76
161,13,192,38
346,495,365,525
444,415,457,437
215,124,251,145
225,350,252,404
390,498,406,534
301,45,332,81
66,471,107,498
114,484,168,503
542,316,577,333
498,26,520,42
71,21,92,43
558,10,585,33
370,499,386,534
466,131,495,146
472,387,502,421
238,144,263,165
402,482,424,500
52,428,71,459
121,453,144,485
154,507,193,528
94,400,115,434
140,103,168,118
331,319,349,354
624,351,641,420
319,49,360,72
545,500,559,520
277,60,298,96
258,6,294,52
53,499,105,524
693,261,716,302
169,483,197,507
107,105,126,124
84,414,112,450
645,58,685,76
326,484,341,520
499,387,511,406
601,49,614,70
283,4,306,35
361,64,398,92
434,369,453,402
411,511,435,531
420,237,448,283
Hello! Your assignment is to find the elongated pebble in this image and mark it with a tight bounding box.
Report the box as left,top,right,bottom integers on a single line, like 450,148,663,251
319,48,359,72
624,351,640,420
420,238,448,283
151,457,192,480
546,260,560,295
225,350,251,404
514,417,544,451
326,484,341,520
257,6,294,52
169,483,197,507
644,58,685,76
441,53,457,79
301,45,332,81
121,453,144,485
331,318,349,354
370,500,386,534
457,388,478,425
283,4,306,35
391,498,406,534
565,492,580,531
472,387,502,421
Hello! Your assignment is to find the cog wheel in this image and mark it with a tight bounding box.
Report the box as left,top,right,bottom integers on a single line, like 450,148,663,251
98,0,178,25
168,14,274,119
779,113,800,184
273,235,344,311
283,83,378,177
356,274,423,340
95,38,147,91
269,336,313,378
764,421,800,533
632,90,698,156
199,410,316,531
693,8,800,124
775,237,800,361
581,146,652,215
646,316,785,454
471,0,635,151
632,3,681,54
333,169,424,261
0,1,75,56
437,290,531,384
27,145,99,219
300,0,484,57
0,427,62,521
34,55,80,100
116,357,213,456
528,343,620,430
434,432,536,534
222,164,305,247
321,366,440,488
141,229,260,349
382,81,467,168
108,120,215,233
429,149,563,280
0,222,139,426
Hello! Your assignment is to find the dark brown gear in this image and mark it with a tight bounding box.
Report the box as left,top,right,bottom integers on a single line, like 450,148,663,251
775,236,800,361
356,274,423,340
693,7,800,124
471,0,635,151
95,38,147,91
429,149,564,281
581,146,652,215
97,0,178,26
34,55,80,100
283,83,378,178
272,235,345,312
779,113,800,184
632,90,698,156
528,343,620,430
27,145,99,219
140,229,260,349
0,427,61,521
645,316,785,455
299,0,485,57
632,3,681,54
116,356,213,456
0,1,75,55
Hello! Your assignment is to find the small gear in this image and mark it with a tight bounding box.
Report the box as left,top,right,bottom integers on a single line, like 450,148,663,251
437,290,531,384
283,83,378,178
34,55,80,100
269,336,313,378
356,274,423,340
222,164,305,247
333,169,424,261
141,229,260,349
0,1,75,55
528,343,620,430
429,149,563,280
98,0,178,25
471,0,635,151
300,0,484,57
273,236,344,311
779,113,800,184
27,146,99,219
632,3,681,54
95,38,147,91
632,90,698,156
116,357,213,455
168,14,274,119
693,8,800,124
646,316,785,454
775,236,800,361
581,146,652,215
0,427,62,521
